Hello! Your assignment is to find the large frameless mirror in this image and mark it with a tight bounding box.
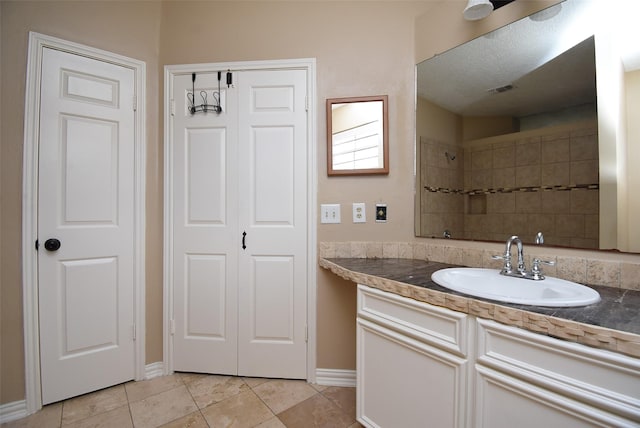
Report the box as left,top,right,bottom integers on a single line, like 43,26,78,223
414,0,617,250
327,95,389,176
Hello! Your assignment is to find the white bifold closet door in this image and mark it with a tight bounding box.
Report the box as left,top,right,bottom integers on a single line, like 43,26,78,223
170,67,308,379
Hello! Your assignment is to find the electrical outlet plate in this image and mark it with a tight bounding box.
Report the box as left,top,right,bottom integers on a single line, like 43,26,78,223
353,203,366,223
320,204,341,224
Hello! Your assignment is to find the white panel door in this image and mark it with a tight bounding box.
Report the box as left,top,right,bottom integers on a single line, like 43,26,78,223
170,66,308,378
237,69,308,378
38,47,136,404
171,73,239,374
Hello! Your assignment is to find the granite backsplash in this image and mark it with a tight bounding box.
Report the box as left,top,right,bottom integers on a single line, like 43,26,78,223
319,240,640,291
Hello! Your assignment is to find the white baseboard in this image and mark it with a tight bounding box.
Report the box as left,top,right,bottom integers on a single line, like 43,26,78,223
315,369,356,387
145,361,165,379
0,399,27,424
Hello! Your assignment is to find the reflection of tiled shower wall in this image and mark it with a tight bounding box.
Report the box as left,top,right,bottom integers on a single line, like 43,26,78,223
464,125,599,248
420,136,464,238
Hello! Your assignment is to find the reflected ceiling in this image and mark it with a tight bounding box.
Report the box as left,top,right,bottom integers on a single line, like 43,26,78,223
416,1,597,118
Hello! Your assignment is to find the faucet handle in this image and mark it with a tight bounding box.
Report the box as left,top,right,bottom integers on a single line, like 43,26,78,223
531,258,555,279
533,258,555,267
492,254,513,273
491,254,510,262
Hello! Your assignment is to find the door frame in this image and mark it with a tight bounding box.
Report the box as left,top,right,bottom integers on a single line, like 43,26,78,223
21,32,146,413
163,59,317,381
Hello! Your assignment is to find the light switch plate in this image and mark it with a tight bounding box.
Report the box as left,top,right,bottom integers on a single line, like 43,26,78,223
320,204,341,224
353,203,366,223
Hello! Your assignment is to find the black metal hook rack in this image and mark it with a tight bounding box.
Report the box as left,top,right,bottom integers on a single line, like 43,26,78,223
188,71,225,115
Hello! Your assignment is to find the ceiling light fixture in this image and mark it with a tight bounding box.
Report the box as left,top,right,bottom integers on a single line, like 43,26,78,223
463,0,494,21
529,3,563,22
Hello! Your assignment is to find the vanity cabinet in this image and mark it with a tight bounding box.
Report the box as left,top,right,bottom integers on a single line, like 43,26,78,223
356,284,471,428
356,284,640,428
475,319,640,427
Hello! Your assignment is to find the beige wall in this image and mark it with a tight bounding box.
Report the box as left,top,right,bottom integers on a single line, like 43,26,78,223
462,116,516,141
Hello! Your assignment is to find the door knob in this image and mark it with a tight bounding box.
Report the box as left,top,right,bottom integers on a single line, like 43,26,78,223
44,238,61,251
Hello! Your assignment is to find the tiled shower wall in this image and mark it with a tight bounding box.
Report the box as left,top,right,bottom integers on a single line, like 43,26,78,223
419,136,464,238
421,121,599,248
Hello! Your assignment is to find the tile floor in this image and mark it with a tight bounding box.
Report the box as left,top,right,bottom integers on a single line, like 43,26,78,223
2,374,363,428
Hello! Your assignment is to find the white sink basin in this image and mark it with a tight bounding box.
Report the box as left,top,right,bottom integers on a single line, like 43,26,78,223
431,268,600,307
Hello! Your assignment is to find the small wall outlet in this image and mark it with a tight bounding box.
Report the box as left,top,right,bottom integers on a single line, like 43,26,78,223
320,204,341,224
352,203,366,223
376,204,387,222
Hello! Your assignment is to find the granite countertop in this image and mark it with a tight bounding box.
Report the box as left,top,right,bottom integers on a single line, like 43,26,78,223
320,257,640,359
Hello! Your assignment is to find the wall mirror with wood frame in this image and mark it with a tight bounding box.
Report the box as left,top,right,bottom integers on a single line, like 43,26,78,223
327,95,389,176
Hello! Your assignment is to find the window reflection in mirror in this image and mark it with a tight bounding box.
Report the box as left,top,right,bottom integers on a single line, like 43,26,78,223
327,95,389,176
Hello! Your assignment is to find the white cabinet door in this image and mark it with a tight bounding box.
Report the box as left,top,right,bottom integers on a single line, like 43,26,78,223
475,319,640,427
170,66,308,378
356,285,470,428
475,365,629,428
357,319,468,428
38,47,136,404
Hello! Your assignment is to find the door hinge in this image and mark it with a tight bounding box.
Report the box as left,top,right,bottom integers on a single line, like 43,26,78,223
132,324,137,341
170,319,175,335
305,325,308,343
170,99,175,116
133,95,137,112
305,96,309,112
35,239,39,251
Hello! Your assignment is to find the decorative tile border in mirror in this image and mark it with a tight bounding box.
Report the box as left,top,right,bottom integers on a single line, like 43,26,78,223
424,183,599,195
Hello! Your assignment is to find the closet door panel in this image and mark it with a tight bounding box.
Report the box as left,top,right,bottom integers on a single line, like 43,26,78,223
185,128,226,224
171,72,239,374
251,256,295,341
252,126,294,225
238,69,308,378
184,254,227,338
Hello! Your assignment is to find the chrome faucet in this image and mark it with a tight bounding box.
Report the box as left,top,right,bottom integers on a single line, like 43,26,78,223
492,235,526,276
492,235,555,281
